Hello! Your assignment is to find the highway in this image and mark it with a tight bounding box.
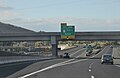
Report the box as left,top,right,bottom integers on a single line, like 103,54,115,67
0,61,37,78
4,45,120,78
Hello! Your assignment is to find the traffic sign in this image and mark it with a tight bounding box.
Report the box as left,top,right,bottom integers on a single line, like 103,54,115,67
61,25,75,39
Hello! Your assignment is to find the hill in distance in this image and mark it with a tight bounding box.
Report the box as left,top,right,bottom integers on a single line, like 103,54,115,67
0,22,35,33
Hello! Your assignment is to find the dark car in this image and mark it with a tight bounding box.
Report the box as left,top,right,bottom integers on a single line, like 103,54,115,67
86,52,91,56
101,54,114,64
86,50,92,56
63,53,70,58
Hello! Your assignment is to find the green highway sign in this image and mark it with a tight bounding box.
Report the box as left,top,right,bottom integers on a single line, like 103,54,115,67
61,25,75,39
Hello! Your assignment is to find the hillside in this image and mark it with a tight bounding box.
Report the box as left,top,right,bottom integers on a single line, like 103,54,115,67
0,22,35,33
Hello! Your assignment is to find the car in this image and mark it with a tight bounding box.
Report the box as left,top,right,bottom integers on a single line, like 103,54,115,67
101,54,114,64
86,52,91,56
86,50,92,56
63,53,70,58
83,46,86,48
110,46,113,48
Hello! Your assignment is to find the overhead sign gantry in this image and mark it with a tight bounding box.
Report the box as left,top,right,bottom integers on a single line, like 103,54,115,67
61,23,75,39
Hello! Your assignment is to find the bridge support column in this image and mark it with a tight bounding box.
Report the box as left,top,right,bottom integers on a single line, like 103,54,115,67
51,43,58,57
51,36,58,57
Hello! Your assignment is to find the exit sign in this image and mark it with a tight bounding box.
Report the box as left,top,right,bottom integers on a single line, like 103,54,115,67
61,25,75,39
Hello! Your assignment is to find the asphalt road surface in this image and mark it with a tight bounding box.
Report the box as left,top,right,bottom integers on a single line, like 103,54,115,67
3,45,120,78
7,46,86,78
22,45,120,78
0,61,37,78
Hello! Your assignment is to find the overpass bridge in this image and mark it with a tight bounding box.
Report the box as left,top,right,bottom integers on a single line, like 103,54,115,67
0,31,120,56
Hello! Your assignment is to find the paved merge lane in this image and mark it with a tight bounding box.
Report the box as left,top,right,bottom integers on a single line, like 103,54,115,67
7,47,85,78
7,59,69,78
30,59,120,78
31,60,91,78
30,45,120,78
7,45,120,78
21,45,120,78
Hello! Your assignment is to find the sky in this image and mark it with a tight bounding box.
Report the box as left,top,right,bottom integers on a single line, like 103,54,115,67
0,0,120,32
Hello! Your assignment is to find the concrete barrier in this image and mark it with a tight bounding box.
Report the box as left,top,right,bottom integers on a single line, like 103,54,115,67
0,56,56,64
113,48,120,64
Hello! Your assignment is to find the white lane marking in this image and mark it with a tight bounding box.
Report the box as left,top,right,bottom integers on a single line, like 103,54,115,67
18,62,65,78
105,45,112,54
89,66,91,69
18,59,88,78
75,51,86,58
89,69,91,72
60,59,88,66
57,59,75,64
18,48,87,78
89,47,109,78
91,76,95,78
19,47,98,78
116,65,120,68
90,46,108,58
89,62,94,69
70,48,84,56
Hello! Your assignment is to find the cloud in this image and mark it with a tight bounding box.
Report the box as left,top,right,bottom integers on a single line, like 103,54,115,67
17,17,120,26
0,1,13,10
0,1,18,21
0,11,21,21
0,0,120,32
0,5,13,10
2,17,120,32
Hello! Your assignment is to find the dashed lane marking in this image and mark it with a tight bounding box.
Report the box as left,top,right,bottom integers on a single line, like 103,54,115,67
89,62,94,69
91,76,95,78
89,69,91,72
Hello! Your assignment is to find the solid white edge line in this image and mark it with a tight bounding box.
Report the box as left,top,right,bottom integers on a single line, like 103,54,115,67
18,59,88,78
70,48,85,56
90,46,108,58
116,65,120,68
19,46,103,78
